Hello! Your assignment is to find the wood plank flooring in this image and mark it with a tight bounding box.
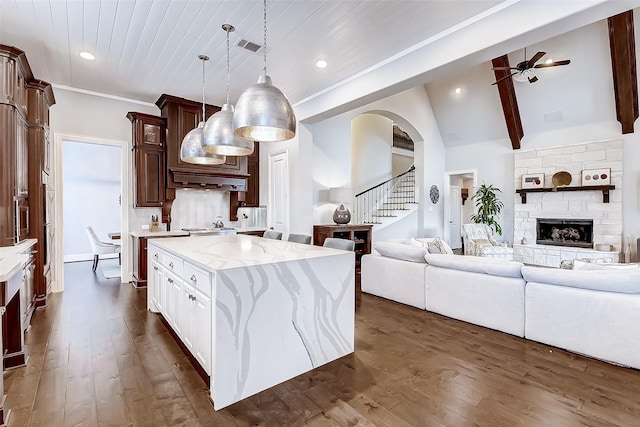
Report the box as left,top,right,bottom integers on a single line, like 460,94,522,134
4,260,640,426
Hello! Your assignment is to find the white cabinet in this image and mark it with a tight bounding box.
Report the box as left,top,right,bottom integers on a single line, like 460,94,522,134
165,270,182,334
192,287,212,374
147,242,213,376
181,282,212,374
149,260,164,313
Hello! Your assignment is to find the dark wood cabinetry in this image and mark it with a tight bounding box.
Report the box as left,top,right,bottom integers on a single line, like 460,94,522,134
313,224,373,272
230,141,259,221
26,80,55,308
133,236,149,287
127,112,167,207
0,46,32,246
156,94,248,189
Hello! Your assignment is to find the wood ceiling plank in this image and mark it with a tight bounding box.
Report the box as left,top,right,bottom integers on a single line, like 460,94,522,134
492,55,523,150
607,10,638,134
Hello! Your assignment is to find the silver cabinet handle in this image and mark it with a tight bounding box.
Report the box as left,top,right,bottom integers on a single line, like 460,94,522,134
168,278,173,283
153,266,158,271
154,253,159,259
169,261,174,268
190,275,197,282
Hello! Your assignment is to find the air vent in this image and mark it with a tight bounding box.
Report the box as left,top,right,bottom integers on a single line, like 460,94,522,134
236,38,262,53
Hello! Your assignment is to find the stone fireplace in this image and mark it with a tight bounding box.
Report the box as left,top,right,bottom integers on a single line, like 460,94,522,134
536,218,593,248
513,140,622,267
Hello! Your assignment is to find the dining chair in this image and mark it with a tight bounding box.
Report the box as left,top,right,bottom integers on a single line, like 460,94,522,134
85,226,121,271
287,233,312,244
262,230,283,240
323,237,355,251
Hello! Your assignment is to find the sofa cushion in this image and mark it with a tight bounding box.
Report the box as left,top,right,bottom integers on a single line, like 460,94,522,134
414,237,454,255
521,265,640,294
424,254,523,278
374,242,428,263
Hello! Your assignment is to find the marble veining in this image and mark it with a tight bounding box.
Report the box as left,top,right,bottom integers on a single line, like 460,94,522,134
148,234,355,410
214,255,354,408
153,234,348,270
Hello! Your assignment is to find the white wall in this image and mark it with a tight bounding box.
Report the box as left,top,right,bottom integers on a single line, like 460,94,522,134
351,114,393,193
445,139,515,242
392,152,414,177
50,88,160,284
259,85,446,240
62,141,121,260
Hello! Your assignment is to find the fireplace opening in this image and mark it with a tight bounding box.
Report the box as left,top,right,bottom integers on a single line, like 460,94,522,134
536,218,593,248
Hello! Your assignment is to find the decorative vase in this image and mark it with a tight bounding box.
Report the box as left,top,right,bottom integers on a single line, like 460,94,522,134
521,236,527,245
333,204,351,224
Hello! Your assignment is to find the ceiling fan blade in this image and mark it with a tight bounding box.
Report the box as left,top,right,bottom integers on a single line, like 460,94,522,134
526,51,546,68
528,75,538,83
491,71,517,86
491,66,519,70
534,59,571,68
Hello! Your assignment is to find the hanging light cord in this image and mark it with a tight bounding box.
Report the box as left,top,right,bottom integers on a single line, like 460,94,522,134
201,56,206,121
226,26,231,105
263,0,267,76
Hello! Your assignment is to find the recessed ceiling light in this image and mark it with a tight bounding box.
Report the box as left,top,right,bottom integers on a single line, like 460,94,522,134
545,58,553,64
80,51,95,60
316,59,328,69
455,87,462,94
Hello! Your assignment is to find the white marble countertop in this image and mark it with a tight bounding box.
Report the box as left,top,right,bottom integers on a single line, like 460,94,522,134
151,234,347,271
0,239,37,282
130,230,189,238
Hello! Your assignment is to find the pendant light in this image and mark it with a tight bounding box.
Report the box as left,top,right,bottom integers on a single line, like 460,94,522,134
203,24,254,156
233,0,296,142
180,55,226,165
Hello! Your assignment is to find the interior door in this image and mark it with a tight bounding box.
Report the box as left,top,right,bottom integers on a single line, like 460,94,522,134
449,186,462,249
268,150,289,237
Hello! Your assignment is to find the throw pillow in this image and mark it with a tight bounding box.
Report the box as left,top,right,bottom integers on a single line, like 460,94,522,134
374,242,428,263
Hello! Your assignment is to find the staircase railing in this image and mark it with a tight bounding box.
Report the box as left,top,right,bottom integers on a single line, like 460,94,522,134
354,165,416,224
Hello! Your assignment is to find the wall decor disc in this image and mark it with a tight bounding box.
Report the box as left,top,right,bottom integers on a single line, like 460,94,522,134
429,185,440,204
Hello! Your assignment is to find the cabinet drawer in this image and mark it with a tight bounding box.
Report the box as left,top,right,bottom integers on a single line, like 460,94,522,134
149,246,164,264
183,262,211,297
162,251,183,276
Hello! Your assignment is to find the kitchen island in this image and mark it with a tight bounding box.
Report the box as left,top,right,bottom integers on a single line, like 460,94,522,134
147,234,354,410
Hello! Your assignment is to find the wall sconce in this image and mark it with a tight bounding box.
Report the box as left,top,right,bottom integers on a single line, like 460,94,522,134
461,188,469,205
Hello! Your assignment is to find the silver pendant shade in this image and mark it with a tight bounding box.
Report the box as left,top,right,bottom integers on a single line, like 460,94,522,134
203,24,254,156
180,55,226,165
232,0,296,142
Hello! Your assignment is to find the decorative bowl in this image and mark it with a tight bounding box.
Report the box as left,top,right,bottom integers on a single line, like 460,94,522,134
551,171,572,191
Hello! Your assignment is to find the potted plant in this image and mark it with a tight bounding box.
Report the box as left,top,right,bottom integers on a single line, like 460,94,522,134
470,182,504,236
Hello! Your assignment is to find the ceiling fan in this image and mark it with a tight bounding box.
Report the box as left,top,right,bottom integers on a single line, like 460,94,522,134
492,48,570,85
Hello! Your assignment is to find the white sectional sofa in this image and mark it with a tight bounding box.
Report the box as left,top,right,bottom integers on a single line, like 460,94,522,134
425,255,526,337
361,240,640,369
522,265,640,369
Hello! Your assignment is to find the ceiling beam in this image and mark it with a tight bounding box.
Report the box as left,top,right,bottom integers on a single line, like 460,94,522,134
608,10,638,134
492,55,523,150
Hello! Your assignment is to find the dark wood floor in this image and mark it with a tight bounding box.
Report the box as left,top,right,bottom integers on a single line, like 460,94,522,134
4,261,640,426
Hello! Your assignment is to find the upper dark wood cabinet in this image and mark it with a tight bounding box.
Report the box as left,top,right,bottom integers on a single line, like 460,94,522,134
0,45,34,246
230,141,259,220
26,79,55,308
156,94,248,190
127,112,167,207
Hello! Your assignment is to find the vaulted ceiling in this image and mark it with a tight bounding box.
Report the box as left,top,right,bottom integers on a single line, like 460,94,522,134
2,0,638,148
0,0,502,105
426,10,639,148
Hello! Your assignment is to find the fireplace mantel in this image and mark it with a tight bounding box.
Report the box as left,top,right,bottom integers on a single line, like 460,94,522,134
516,185,615,204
